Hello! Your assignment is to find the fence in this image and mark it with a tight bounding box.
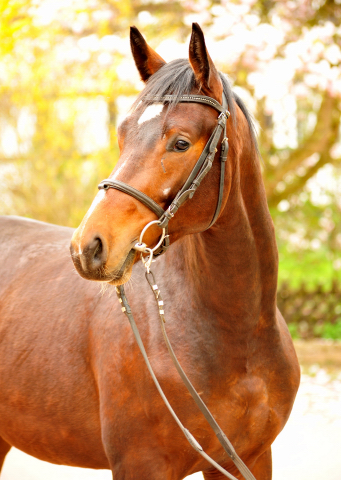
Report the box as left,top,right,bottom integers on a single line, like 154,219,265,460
277,281,341,339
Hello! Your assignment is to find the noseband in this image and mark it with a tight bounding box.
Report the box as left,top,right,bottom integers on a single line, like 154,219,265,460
98,93,230,257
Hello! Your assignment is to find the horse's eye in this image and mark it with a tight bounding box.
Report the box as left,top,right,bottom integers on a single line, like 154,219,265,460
174,140,189,152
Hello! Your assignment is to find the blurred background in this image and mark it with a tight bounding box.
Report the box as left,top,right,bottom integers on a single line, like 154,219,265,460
0,0,340,479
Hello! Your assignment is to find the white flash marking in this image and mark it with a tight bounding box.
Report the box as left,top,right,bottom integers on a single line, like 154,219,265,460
111,160,127,180
78,189,106,254
163,187,171,196
87,189,106,218
138,104,163,125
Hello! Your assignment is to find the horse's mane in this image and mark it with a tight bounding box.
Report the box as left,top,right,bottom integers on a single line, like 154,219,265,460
133,58,258,154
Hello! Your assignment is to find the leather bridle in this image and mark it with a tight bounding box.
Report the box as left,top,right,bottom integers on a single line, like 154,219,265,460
98,93,230,256
97,94,258,480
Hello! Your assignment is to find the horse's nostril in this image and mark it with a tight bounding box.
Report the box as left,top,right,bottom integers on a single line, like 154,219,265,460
93,237,103,261
80,235,107,273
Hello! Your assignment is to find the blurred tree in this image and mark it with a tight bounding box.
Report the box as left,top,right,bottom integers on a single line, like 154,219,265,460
187,0,341,287
0,0,340,247
0,0,191,225
196,0,341,209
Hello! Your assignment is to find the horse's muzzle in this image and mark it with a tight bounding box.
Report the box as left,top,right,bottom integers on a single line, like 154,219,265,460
70,232,108,280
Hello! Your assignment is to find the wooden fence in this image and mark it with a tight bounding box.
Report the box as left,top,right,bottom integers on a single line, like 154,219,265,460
277,281,341,339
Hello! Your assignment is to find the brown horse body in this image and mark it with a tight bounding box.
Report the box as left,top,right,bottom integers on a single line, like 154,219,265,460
0,25,300,479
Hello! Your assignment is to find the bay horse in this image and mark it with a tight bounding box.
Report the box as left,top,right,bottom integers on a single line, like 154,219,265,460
0,24,300,480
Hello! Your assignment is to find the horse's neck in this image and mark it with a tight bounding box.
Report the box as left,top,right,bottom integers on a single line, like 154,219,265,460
179,131,278,335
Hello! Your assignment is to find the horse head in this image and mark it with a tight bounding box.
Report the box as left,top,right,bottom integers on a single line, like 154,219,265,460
70,24,237,284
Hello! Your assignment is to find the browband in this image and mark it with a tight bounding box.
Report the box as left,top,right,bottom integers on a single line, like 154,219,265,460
143,94,230,117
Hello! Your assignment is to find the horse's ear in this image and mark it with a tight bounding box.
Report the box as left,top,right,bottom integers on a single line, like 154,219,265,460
130,26,166,82
189,23,223,103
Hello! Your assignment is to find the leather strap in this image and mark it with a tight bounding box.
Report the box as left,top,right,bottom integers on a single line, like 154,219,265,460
116,284,244,480
143,94,230,117
116,276,257,480
98,179,165,218
144,271,256,480
158,107,228,229
206,93,229,229
98,179,170,257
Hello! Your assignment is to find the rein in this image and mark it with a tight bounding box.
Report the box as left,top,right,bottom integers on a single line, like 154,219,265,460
99,94,257,480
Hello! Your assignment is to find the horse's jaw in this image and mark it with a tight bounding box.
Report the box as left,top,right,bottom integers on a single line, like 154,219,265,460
105,249,137,286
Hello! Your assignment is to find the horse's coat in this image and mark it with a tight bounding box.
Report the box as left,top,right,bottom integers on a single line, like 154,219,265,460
0,24,300,479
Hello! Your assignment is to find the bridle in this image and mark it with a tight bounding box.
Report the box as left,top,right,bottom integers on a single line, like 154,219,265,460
97,94,257,480
98,93,230,258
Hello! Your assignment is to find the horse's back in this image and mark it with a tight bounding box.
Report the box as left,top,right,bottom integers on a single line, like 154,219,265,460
0,215,73,244
0,216,109,467
0,215,103,362
0,215,73,290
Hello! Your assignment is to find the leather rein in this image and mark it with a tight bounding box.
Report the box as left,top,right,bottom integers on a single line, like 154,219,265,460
98,94,257,480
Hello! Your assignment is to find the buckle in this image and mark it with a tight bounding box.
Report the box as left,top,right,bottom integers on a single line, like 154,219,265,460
168,205,175,217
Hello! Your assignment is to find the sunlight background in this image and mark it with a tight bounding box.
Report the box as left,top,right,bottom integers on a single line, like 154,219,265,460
1,0,341,290
1,0,341,478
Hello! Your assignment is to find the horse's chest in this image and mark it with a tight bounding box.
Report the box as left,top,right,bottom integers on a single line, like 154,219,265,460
222,376,281,447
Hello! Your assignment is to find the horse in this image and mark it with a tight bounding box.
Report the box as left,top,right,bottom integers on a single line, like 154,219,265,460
0,23,300,480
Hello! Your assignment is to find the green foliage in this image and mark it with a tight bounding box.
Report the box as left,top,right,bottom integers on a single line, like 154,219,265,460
313,321,341,340
287,323,299,340
288,321,341,340
273,177,341,290
278,245,341,290
278,281,341,339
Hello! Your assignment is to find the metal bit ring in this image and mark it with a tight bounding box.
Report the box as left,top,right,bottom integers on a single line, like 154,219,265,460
134,220,166,254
